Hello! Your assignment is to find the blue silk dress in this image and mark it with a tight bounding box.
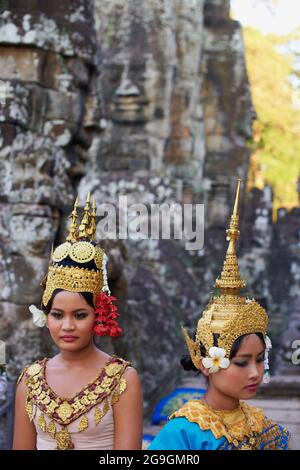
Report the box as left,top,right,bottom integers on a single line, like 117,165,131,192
148,400,290,450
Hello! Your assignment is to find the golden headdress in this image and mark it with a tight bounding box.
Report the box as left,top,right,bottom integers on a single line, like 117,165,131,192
182,179,269,368
42,193,108,308
36,194,122,337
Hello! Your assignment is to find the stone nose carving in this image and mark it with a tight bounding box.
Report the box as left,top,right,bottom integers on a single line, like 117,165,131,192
112,63,148,123
115,69,140,98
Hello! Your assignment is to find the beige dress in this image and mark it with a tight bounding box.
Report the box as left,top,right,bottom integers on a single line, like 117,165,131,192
18,356,130,450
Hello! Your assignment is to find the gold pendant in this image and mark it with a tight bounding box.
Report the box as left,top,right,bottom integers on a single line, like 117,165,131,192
102,398,110,416
55,427,74,450
78,415,89,432
37,413,46,432
95,407,103,425
56,401,74,422
25,399,34,421
47,420,57,439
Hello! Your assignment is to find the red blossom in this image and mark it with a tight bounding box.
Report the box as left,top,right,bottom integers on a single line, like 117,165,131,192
93,291,122,337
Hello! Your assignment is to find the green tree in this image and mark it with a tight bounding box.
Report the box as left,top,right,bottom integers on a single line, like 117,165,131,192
243,27,300,212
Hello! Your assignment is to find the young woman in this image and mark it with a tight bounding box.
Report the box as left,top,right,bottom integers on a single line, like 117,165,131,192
13,195,143,450
149,180,290,450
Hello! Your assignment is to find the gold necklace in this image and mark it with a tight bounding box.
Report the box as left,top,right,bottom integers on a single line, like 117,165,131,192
221,403,258,449
202,398,258,449
239,402,259,449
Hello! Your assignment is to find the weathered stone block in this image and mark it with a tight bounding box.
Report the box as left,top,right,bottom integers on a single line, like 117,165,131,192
2,255,47,304
0,132,73,207
0,2,96,61
0,46,45,83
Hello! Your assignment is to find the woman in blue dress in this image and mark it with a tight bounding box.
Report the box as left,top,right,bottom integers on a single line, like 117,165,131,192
149,180,290,450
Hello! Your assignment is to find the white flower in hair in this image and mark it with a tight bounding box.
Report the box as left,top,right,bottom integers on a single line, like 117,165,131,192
29,305,47,328
264,335,272,350
202,347,230,373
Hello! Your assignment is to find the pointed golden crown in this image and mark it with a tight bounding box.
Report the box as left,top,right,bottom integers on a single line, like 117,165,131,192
42,195,108,308
182,179,268,367
66,193,97,242
215,179,246,293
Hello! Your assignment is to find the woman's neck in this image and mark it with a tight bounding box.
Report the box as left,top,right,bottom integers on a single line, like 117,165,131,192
203,386,240,411
58,342,100,366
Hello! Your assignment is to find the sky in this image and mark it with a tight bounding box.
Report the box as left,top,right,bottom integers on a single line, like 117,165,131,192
231,0,300,35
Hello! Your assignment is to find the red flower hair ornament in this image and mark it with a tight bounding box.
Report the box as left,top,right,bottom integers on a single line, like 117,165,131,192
93,291,122,337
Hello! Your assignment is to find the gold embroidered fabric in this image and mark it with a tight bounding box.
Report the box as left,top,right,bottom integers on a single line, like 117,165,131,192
20,356,129,450
170,400,289,450
218,418,291,450
170,400,264,444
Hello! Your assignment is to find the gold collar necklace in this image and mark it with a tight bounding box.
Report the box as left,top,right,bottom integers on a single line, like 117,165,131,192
202,397,259,449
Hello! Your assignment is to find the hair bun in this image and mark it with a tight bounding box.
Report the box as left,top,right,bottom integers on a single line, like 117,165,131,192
180,353,198,371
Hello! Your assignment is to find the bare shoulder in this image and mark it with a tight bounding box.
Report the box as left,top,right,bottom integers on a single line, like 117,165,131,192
123,366,141,385
119,366,143,404
113,364,143,413
113,363,143,449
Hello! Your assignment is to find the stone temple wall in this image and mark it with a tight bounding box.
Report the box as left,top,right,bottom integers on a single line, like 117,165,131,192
0,0,97,378
0,0,298,410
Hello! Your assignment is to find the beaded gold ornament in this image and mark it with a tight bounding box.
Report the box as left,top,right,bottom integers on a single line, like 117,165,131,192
19,356,129,450
182,180,269,368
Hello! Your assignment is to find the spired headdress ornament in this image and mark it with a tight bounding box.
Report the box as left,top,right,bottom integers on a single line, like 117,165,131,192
182,179,269,375
30,194,122,337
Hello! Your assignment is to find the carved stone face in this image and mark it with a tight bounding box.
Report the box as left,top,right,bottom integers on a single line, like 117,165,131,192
100,41,171,125
102,59,149,124
95,0,175,171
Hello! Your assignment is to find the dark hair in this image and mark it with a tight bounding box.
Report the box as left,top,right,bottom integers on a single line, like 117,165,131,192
43,288,94,314
181,332,265,372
